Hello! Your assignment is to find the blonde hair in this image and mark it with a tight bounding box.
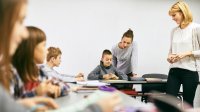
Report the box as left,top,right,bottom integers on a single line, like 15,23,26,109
46,47,62,62
169,1,193,28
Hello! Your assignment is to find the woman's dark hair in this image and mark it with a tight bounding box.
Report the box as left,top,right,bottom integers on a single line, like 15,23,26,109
12,26,46,83
122,29,134,42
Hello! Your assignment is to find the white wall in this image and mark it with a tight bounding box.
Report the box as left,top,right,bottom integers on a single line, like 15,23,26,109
25,0,200,76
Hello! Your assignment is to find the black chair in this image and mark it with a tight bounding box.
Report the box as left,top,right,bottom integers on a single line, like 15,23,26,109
141,73,168,103
149,91,191,112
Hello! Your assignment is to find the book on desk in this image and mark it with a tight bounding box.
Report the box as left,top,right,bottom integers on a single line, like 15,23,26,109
76,80,109,87
76,80,109,93
76,87,99,93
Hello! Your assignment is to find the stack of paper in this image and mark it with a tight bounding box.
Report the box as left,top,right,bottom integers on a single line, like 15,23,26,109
76,80,109,87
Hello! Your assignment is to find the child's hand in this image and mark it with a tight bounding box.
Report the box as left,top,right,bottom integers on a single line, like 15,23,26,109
47,84,61,98
75,77,84,81
75,73,85,81
71,86,82,92
103,74,112,80
76,73,84,77
35,80,51,96
110,73,119,80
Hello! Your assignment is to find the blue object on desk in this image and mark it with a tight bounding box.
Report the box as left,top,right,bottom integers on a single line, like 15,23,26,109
30,104,46,112
98,86,116,92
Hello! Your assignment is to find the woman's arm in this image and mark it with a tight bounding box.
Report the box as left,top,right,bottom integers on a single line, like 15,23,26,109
114,68,128,80
192,27,200,57
131,42,138,75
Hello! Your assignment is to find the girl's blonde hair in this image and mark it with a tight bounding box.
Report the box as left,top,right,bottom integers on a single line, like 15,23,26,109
169,1,193,28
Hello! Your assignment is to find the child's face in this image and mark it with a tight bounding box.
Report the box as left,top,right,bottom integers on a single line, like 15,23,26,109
53,54,61,67
101,54,112,67
34,41,46,64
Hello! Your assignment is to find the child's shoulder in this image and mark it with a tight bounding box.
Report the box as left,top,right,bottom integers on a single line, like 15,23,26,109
39,64,51,71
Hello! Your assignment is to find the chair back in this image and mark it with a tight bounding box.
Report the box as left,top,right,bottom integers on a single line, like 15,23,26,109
142,73,168,79
142,73,168,93
149,91,191,112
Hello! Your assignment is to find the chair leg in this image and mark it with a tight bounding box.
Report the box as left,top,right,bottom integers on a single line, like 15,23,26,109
177,93,183,109
132,96,136,98
141,95,148,103
144,96,148,103
141,96,144,102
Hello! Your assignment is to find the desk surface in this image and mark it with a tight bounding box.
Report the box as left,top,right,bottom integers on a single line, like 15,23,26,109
101,79,167,84
55,90,144,107
55,83,146,109
54,92,87,107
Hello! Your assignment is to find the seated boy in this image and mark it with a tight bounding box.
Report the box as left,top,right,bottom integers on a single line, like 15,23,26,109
87,49,128,80
41,47,84,82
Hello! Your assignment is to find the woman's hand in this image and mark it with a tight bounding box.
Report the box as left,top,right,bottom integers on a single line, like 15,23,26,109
167,51,192,63
176,51,192,59
167,54,177,63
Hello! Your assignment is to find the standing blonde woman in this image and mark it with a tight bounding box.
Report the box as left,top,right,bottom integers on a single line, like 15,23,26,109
166,1,200,106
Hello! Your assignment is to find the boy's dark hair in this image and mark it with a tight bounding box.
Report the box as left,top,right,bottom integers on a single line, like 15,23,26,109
102,49,112,58
122,28,134,41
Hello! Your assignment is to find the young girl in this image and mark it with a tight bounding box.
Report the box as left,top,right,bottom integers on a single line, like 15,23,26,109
0,0,58,111
12,26,65,98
